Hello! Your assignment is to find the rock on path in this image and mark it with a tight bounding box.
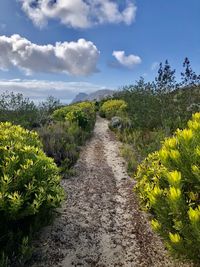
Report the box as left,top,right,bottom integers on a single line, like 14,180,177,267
28,117,192,267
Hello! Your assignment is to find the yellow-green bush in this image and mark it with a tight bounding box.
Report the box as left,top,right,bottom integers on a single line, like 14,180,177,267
66,102,96,130
135,112,200,261
0,122,64,264
52,101,96,130
52,106,70,121
99,99,127,119
44,102,96,174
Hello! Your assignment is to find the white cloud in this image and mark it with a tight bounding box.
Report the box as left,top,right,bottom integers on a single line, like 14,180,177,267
19,0,137,29
0,34,100,76
112,50,141,68
0,79,113,103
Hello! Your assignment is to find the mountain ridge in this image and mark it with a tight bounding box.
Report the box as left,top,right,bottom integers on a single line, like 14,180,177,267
72,89,115,103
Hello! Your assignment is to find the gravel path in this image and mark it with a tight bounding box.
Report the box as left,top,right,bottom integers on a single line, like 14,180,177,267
28,117,193,267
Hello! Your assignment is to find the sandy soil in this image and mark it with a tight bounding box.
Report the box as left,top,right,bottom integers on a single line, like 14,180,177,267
27,117,193,267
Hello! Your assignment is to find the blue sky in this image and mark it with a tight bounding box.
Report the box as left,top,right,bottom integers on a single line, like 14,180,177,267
0,0,199,102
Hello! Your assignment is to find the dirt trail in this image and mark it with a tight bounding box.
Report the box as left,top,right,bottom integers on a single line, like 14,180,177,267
29,117,192,267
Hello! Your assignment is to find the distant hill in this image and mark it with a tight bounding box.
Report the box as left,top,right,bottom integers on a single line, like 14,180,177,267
72,89,115,103
72,92,88,103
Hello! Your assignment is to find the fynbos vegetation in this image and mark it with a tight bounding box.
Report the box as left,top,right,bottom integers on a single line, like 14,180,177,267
0,94,96,265
0,122,64,266
100,58,200,261
0,57,199,265
41,101,96,174
135,113,200,260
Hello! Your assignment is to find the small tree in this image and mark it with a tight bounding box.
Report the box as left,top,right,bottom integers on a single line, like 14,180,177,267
0,92,39,128
38,96,61,125
155,60,176,129
155,60,176,94
181,57,199,87
39,96,61,114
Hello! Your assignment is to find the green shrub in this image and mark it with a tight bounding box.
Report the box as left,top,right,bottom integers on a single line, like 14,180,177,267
52,106,71,121
66,102,96,131
118,128,167,160
42,102,95,175
0,92,61,130
0,92,39,129
135,112,200,261
120,144,138,174
114,83,200,132
99,99,127,119
37,96,61,126
114,84,162,130
52,101,96,131
38,122,82,175
0,122,64,264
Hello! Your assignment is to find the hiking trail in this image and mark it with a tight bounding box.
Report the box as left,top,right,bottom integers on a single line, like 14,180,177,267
28,117,192,267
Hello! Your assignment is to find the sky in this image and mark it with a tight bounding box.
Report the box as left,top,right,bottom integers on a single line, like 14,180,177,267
0,0,199,103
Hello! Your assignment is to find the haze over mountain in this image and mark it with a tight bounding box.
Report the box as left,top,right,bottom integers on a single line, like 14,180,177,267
72,89,115,103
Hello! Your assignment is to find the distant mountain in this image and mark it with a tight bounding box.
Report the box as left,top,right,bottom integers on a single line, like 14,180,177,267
72,92,88,103
72,89,115,103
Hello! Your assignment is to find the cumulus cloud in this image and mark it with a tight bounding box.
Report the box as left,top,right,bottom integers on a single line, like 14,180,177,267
0,34,100,76
112,50,141,68
19,0,137,28
0,79,112,103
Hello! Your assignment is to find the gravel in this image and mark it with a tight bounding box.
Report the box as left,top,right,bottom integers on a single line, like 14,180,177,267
27,117,193,267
